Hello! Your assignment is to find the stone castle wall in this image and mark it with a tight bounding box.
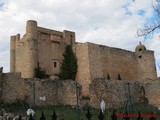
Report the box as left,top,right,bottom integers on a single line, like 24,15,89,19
89,78,160,109
1,72,79,106
89,79,140,108
88,43,137,80
75,42,157,96
144,78,160,108
1,71,160,109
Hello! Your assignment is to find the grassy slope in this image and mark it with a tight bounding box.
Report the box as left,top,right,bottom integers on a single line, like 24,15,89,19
0,101,159,120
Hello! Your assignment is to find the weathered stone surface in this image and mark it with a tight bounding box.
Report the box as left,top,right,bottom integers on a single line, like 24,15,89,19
89,79,141,109
75,42,157,96
10,20,75,79
89,78,160,109
1,73,80,106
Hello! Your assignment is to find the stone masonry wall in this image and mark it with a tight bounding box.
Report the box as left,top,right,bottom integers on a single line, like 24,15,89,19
1,72,160,109
89,79,140,109
1,73,80,106
88,43,138,80
89,78,160,109
136,51,157,80
144,78,160,108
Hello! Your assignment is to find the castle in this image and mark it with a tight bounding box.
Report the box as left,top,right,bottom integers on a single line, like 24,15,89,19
10,20,157,97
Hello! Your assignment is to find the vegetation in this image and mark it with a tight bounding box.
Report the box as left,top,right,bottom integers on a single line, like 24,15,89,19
34,63,50,79
0,100,29,113
0,101,160,120
56,45,78,80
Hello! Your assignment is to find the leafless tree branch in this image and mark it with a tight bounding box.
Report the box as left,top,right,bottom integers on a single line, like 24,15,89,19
137,0,160,37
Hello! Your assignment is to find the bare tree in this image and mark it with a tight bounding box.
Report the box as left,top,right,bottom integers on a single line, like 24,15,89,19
137,0,160,37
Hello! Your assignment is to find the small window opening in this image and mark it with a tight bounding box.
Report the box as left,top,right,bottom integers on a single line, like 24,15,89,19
54,62,57,67
107,73,110,80
139,48,142,51
139,55,142,58
118,74,121,80
70,35,73,44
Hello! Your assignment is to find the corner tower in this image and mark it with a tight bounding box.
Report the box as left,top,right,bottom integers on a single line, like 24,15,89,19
24,20,38,78
135,42,157,80
10,36,16,72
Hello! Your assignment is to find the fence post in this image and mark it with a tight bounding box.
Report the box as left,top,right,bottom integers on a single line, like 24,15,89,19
18,115,22,120
149,112,156,120
86,109,92,120
40,111,46,120
136,112,142,120
29,114,34,120
123,112,130,120
98,110,104,120
51,111,57,120
111,110,117,120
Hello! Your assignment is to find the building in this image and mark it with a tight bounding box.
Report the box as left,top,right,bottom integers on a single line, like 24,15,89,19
10,20,157,96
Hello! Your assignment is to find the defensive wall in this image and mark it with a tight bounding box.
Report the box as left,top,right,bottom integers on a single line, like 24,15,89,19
75,42,157,96
0,68,160,109
90,78,160,109
0,69,80,106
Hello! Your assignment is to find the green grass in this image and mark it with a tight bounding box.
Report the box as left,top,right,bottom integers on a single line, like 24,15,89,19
35,105,107,120
0,101,160,120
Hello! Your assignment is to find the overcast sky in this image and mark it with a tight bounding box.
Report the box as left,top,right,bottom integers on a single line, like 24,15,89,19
0,0,160,76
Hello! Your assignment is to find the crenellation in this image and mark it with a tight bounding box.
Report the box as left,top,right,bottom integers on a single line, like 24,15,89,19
10,36,16,72
37,27,63,36
26,20,37,39
63,30,75,45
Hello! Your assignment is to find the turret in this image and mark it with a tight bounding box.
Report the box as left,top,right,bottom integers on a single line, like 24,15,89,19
24,20,38,78
15,34,20,49
135,42,157,80
63,30,75,45
26,20,37,39
10,36,16,72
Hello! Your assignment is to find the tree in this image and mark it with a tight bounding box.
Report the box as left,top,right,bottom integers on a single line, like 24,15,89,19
34,63,50,79
137,0,160,37
57,45,78,80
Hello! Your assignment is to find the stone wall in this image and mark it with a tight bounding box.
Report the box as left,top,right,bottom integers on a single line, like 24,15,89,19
144,78,160,108
89,79,140,109
89,78,160,109
1,72,80,106
1,71,160,109
75,42,157,96
88,43,138,80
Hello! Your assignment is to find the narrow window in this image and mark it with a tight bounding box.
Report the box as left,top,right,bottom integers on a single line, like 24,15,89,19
54,62,57,67
107,73,110,80
118,74,121,80
70,35,72,44
139,55,142,58
139,48,142,51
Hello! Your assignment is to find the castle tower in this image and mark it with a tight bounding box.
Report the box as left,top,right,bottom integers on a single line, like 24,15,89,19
10,36,16,72
135,42,157,80
63,30,75,45
24,20,38,78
